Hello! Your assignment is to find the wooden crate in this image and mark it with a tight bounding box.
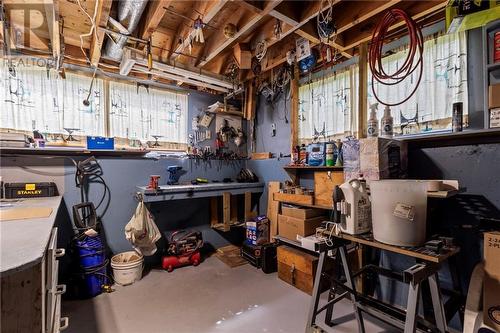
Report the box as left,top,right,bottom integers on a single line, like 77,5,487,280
273,192,314,206
314,171,344,207
278,245,318,294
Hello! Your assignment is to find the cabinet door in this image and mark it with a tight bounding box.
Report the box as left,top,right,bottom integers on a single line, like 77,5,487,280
46,228,66,333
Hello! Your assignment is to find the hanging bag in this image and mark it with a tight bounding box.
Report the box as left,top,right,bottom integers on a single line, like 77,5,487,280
125,200,161,256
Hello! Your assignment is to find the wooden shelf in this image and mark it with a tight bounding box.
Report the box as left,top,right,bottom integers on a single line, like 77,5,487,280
398,128,500,148
277,188,462,210
0,147,150,157
277,200,332,210
283,165,344,171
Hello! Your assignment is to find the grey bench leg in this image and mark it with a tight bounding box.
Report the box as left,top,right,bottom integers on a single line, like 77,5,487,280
339,246,365,333
404,281,420,333
429,273,447,332
305,251,328,333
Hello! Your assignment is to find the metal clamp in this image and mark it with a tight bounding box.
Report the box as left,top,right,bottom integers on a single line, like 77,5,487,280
403,263,438,285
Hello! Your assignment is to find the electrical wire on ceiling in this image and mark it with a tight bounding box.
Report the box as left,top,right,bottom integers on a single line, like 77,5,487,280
369,8,424,107
76,0,100,66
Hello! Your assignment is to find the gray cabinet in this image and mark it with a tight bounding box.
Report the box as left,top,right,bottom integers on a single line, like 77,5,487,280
0,227,68,333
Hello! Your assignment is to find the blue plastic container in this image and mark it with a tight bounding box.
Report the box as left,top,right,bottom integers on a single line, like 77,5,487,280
75,236,107,297
86,136,114,150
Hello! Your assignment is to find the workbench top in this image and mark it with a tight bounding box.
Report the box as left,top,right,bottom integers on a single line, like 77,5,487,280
137,182,265,202
0,196,62,276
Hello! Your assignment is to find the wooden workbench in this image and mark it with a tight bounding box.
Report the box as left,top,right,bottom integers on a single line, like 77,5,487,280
137,182,265,231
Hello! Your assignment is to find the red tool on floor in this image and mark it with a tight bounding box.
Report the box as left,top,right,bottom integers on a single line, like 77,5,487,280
162,230,203,272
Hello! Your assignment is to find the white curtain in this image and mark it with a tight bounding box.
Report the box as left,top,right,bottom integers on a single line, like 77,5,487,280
298,65,358,141
0,64,104,135
109,81,188,143
368,32,468,127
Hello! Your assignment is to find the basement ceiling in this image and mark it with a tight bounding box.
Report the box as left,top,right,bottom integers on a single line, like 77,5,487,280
1,0,448,92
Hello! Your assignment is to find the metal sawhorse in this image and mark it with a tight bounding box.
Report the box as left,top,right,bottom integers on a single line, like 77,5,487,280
306,232,461,333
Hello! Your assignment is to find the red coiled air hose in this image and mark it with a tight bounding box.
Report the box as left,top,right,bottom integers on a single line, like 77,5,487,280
368,9,424,106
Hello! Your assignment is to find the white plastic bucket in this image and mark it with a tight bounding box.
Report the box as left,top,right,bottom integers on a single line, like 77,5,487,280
111,251,144,286
370,180,428,247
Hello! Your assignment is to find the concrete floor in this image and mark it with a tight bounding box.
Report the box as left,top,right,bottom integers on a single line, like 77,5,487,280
63,256,397,333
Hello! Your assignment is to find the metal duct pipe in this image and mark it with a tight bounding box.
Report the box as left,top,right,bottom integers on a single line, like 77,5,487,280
102,0,148,61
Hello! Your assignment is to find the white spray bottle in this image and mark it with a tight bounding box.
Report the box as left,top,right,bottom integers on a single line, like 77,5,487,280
381,105,394,138
367,103,379,137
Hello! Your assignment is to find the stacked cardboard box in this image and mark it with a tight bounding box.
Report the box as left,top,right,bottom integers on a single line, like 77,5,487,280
278,206,325,241
359,137,408,181
484,231,500,331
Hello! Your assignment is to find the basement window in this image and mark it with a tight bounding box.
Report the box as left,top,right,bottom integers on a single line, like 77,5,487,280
108,81,188,149
0,64,105,137
298,65,359,144
367,31,468,135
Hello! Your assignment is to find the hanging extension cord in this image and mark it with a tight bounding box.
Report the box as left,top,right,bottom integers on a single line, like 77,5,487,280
368,9,424,106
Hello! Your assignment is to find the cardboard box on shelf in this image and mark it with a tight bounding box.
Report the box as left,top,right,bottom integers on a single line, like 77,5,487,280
484,231,500,331
359,137,407,181
490,108,500,128
277,215,325,241
281,206,325,220
489,84,500,109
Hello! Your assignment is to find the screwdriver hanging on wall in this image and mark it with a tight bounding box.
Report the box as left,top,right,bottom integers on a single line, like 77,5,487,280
271,123,276,137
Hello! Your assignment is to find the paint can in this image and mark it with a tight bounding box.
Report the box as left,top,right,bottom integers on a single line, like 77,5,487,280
494,31,500,63
325,142,335,166
452,102,463,132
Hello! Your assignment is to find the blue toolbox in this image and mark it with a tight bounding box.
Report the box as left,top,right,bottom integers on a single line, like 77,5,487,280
86,136,114,150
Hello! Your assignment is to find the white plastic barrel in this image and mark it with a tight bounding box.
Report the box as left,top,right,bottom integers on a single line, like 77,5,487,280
370,180,428,247
111,251,144,286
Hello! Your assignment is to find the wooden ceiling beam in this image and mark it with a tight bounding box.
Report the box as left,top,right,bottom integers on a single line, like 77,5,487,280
169,0,229,61
89,0,112,67
140,0,172,41
197,0,283,68
268,2,300,26
235,1,264,14
294,21,352,58
248,0,417,77
340,0,447,51
44,0,60,58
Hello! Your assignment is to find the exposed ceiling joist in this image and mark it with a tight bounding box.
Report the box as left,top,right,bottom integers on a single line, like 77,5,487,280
44,0,60,58
335,0,403,35
249,0,340,54
89,0,112,67
140,0,172,41
294,20,352,58
268,9,299,26
341,0,447,51
197,0,283,68
169,0,228,61
249,0,427,76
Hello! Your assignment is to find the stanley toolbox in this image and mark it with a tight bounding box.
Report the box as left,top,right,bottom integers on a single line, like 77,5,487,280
4,182,58,199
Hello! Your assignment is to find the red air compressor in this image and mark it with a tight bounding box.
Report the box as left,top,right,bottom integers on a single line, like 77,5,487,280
162,230,203,272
